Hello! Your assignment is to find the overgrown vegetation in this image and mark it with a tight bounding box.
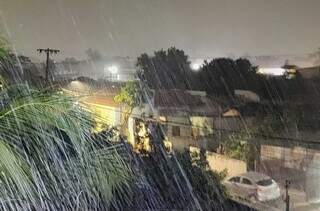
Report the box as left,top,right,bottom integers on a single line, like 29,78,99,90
114,81,141,109
176,150,229,210
221,133,257,162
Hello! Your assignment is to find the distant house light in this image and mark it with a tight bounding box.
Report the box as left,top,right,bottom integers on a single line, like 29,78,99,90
258,68,286,75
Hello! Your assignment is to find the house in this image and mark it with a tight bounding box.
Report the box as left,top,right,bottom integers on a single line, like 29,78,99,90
80,95,122,132
234,90,260,103
61,79,124,132
257,64,298,78
128,89,221,151
213,102,258,137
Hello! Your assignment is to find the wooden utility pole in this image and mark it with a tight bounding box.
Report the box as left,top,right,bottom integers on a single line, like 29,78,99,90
37,48,60,83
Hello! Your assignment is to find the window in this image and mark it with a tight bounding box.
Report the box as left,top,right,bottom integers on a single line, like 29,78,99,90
229,177,240,183
172,126,180,137
257,179,273,186
242,178,252,185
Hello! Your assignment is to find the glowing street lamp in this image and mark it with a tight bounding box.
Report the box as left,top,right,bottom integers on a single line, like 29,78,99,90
191,62,201,71
104,65,119,81
107,65,118,74
190,59,204,71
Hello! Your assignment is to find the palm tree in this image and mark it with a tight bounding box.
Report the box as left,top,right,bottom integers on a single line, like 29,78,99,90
0,39,133,210
0,85,133,210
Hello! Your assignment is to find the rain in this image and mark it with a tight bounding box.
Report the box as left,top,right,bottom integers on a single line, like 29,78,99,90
1,0,320,210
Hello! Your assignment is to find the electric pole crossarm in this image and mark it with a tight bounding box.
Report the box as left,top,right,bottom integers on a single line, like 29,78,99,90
37,48,60,83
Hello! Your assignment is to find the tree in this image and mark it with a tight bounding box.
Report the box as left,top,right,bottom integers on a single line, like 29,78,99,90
0,84,132,210
0,36,23,84
137,47,194,90
114,81,141,108
176,150,228,210
0,38,133,209
0,37,9,88
219,130,258,170
197,58,259,95
85,48,102,61
0,36,9,58
114,81,142,132
62,57,78,64
311,47,320,65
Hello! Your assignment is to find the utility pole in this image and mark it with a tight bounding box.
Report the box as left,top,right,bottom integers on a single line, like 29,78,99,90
37,48,60,83
285,179,291,211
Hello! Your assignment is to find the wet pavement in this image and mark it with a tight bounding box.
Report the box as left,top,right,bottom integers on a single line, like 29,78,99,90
230,187,320,211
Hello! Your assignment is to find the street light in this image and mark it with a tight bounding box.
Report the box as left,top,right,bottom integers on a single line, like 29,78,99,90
106,65,118,74
190,59,203,71
191,62,201,71
104,65,119,81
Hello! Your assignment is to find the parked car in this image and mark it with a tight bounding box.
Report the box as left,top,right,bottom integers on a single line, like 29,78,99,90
223,172,281,202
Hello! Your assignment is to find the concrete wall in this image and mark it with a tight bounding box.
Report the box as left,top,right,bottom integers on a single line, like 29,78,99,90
206,151,247,177
213,117,254,132
190,116,214,137
164,116,190,138
259,144,320,195
260,144,320,171
82,103,121,132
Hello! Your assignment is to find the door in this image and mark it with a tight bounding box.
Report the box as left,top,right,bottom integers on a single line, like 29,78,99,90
239,177,256,199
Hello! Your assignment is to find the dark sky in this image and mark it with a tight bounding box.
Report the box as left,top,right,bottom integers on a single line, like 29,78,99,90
1,0,320,61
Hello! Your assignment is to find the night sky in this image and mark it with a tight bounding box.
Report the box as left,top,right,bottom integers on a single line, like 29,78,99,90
1,0,320,60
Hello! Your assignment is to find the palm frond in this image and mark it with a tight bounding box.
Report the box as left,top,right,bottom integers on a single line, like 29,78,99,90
0,85,133,210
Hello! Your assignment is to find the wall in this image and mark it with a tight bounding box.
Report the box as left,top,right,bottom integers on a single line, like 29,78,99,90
260,145,320,170
190,116,214,137
82,103,121,132
165,116,192,138
258,143,320,197
206,151,247,177
162,116,217,151
213,116,254,133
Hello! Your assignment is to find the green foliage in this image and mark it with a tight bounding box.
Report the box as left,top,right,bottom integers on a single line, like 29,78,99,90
0,36,9,58
217,168,229,181
85,48,102,61
176,150,227,210
198,58,260,95
137,47,194,89
0,84,133,210
114,81,141,108
0,36,23,85
221,132,257,163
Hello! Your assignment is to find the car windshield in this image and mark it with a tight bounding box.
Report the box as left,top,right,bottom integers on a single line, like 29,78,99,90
257,179,273,186
229,177,240,183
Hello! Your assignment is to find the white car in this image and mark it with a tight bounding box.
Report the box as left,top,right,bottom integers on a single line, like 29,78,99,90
223,172,281,202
